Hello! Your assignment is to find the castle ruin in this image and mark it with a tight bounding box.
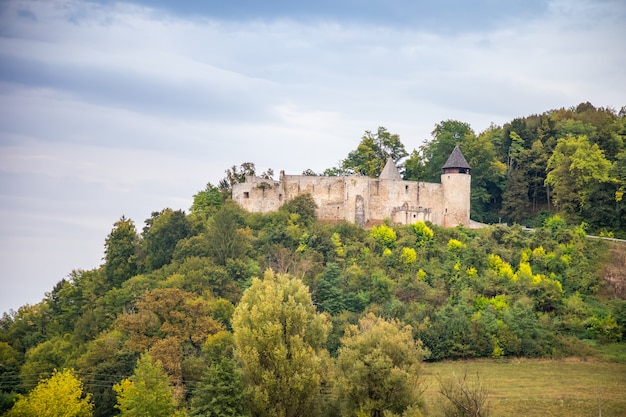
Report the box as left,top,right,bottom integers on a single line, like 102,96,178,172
232,146,473,228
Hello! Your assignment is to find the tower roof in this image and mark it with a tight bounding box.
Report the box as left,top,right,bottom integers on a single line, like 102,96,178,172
442,145,470,170
379,157,402,180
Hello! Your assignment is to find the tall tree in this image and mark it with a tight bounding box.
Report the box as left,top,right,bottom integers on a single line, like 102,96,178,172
402,149,425,181
114,288,224,376
545,134,613,221
190,183,224,218
190,357,249,417
462,127,506,222
104,216,140,288
334,313,428,417
421,120,475,182
113,353,176,417
341,127,407,177
6,369,93,417
232,269,331,417
142,209,193,271
20,335,75,390
206,203,250,266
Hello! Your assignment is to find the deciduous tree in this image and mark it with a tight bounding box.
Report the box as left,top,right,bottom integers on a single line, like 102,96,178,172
341,127,407,177
104,216,140,288
113,353,175,417
191,183,223,218
335,313,428,417
7,369,93,417
232,269,331,417
143,209,194,271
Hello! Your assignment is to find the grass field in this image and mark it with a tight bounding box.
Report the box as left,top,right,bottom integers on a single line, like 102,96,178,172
420,358,626,417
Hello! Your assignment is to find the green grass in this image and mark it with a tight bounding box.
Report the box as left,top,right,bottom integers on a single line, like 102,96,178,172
421,358,626,417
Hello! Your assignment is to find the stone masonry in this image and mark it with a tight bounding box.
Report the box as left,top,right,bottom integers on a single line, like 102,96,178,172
232,146,472,228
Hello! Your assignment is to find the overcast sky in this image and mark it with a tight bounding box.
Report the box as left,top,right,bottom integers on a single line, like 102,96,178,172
1,0,624,314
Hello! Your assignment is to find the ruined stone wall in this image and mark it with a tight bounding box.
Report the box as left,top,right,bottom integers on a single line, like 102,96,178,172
232,171,470,228
386,181,445,225
282,175,348,222
231,176,283,213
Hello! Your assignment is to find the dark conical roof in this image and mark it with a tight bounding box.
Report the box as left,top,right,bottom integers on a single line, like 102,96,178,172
442,145,470,170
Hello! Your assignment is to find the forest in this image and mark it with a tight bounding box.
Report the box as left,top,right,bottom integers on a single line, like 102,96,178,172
0,102,625,417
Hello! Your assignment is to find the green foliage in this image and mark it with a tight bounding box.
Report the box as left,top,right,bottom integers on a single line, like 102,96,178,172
341,127,408,177
190,357,249,417
206,203,250,266
420,120,475,182
143,209,194,271
587,315,623,344
20,335,75,390
279,193,318,226
104,216,140,288
371,224,397,251
411,221,434,247
220,162,256,191
190,183,223,217
6,369,93,417
335,313,428,417
546,134,613,218
232,270,331,417
75,330,137,417
314,263,346,315
113,353,176,417
403,149,425,181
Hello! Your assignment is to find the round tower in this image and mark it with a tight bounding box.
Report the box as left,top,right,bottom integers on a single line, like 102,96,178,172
441,145,471,227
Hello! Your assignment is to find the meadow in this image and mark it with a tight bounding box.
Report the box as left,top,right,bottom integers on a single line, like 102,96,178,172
421,357,626,417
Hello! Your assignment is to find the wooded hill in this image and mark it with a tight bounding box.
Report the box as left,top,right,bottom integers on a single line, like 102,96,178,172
312,102,625,235
1,103,625,417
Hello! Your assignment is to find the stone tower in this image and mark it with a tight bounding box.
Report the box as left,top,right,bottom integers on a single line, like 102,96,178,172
441,145,471,227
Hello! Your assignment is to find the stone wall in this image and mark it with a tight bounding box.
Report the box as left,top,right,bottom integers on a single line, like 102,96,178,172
231,170,471,228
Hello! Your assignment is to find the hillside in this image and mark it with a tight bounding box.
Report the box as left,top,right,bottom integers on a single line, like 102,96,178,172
1,196,625,416
1,103,625,416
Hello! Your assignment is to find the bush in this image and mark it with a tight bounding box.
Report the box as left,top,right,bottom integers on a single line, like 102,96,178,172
438,371,490,417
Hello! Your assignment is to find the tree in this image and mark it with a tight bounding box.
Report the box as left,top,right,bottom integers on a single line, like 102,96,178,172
20,335,75,390
190,357,249,417
45,274,85,335
463,127,507,222
191,183,223,218
438,371,490,417
75,330,138,417
113,353,176,417
403,149,425,181
220,163,256,191
206,203,250,266
314,263,346,315
0,341,21,413
114,288,224,380
545,134,613,220
104,216,140,288
232,269,331,417
143,209,194,271
341,127,407,177
335,313,428,417
280,193,318,226
371,224,397,252
421,120,475,182
6,369,93,417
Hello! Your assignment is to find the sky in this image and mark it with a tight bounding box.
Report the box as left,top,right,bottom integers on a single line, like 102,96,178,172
0,0,625,314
